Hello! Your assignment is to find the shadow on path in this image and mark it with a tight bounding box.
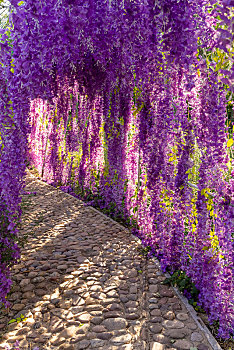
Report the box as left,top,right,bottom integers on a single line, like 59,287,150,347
0,171,213,350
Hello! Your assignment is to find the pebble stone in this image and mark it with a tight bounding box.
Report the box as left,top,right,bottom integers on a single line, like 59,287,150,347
191,331,204,342
162,319,184,329
150,342,165,350
174,339,193,349
0,171,214,350
102,317,128,331
176,312,189,321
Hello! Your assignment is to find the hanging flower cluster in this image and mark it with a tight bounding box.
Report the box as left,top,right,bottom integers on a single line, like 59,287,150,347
0,27,24,306
0,0,233,338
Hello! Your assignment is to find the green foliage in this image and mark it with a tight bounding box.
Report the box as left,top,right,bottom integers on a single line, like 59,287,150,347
0,207,19,265
8,314,27,324
137,245,151,257
163,270,205,313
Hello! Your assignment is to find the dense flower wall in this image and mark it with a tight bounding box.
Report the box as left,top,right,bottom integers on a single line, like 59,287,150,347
28,71,234,338
0,0,233,338
0,27,27,306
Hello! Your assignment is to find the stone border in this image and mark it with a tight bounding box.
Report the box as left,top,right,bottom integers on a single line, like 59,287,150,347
153,259,223,350
28,172,223,350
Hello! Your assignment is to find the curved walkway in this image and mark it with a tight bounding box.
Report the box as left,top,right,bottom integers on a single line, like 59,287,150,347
0,171,214,350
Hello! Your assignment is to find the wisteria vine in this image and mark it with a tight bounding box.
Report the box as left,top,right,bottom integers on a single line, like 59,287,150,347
0,0,233,339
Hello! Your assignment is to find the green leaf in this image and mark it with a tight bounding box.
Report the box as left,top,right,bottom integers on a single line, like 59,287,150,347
227,138,233,148
8,319,16,324
201,188,206,196
162,278,171,285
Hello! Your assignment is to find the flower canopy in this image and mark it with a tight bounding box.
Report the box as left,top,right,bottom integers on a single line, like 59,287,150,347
0,0,233,339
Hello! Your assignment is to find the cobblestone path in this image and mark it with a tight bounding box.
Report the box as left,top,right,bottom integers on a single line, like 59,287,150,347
0,171,213,350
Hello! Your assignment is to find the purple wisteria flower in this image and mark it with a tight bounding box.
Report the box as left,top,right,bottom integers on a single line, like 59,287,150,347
0,0,233,339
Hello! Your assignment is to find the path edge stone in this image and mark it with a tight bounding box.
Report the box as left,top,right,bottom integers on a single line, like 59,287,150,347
152,259,223,350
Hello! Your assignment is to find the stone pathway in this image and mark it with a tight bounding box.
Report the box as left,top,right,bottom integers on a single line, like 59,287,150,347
0,171,213,350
